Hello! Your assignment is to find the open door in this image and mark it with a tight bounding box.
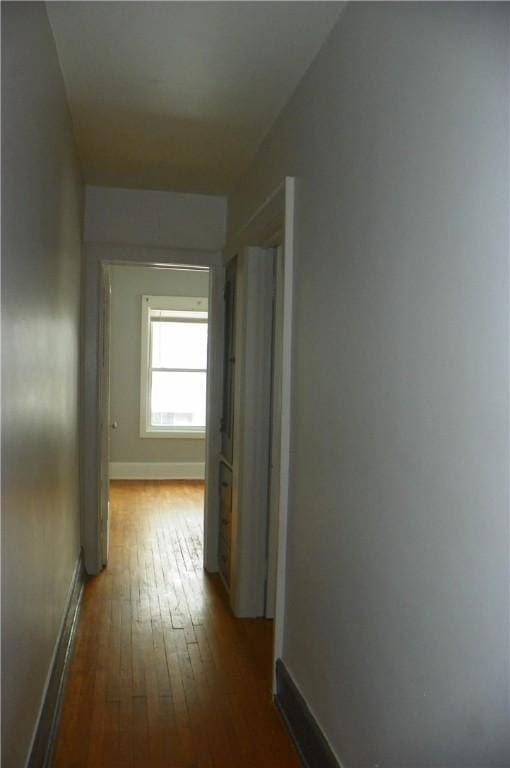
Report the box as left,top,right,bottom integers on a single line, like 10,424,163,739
265,245,284,618
218,247,275,617
99,265,112,568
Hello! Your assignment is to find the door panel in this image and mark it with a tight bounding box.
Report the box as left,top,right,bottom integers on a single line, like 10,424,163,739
99,266,111,568
218,462,233,586
220,258,236,464
265,246,284,617
228,248,274,617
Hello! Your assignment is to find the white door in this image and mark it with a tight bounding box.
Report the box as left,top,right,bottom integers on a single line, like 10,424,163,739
265,245,284,618
99,266,112,568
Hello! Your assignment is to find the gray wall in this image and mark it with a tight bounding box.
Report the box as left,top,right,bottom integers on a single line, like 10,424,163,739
229,3,510,767
84,184,226,250
1,3,84,766
109,264,209,465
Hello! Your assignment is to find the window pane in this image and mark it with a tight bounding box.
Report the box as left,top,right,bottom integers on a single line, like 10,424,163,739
151,320,207,370
151,371,207,428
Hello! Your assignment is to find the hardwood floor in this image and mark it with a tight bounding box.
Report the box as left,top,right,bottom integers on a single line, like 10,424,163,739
51,480,301,768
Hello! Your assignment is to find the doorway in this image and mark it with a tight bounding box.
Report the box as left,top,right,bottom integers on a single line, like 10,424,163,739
98,263,211,568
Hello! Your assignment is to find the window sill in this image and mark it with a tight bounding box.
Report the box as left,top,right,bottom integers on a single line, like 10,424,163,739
140,428,206,439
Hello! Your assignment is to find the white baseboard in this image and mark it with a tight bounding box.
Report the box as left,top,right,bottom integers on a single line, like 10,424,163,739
110,461,205,480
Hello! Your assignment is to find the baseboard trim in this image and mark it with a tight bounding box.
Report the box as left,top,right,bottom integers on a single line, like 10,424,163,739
275,659,343,768
109,461,205,480
26,551,86,768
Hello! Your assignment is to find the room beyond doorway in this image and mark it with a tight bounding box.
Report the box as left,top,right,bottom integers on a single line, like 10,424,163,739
99,263,210,570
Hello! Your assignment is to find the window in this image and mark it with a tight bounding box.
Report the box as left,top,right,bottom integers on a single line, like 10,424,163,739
140,295,208,438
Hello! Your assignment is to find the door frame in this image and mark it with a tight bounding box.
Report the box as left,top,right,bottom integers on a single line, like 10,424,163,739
225,177,295,686
82,245,222,576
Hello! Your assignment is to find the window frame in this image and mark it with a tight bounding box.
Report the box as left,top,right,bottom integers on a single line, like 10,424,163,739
140,294,209,438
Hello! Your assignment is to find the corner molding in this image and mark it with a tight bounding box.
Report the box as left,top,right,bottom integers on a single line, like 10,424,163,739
27,551,86,768
275,659,343,768
109,461,205,480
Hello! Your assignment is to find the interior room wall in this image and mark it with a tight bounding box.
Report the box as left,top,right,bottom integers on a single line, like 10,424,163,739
1,3,84,766
109,264,209,477
229,3,510,766
84,184,226,250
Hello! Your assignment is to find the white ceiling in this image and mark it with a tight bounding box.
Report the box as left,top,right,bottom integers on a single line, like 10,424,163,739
47,1,344,195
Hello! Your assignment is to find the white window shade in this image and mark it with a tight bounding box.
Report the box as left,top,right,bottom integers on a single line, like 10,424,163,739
151,371,207,427
140,295,208,438
150,320,208,370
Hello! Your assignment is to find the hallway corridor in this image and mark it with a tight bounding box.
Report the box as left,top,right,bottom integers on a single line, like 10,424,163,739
51,481,300,768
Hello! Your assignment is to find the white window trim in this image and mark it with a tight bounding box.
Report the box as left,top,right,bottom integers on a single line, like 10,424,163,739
140,295,209,439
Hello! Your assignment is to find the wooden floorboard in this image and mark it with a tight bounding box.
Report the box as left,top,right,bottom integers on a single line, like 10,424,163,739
51,480,301,768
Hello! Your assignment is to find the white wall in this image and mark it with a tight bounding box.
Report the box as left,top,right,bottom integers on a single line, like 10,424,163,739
1,4,84,766
109,264,209,471
84,185,226,250
81,186,226,573
229,3,509,767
